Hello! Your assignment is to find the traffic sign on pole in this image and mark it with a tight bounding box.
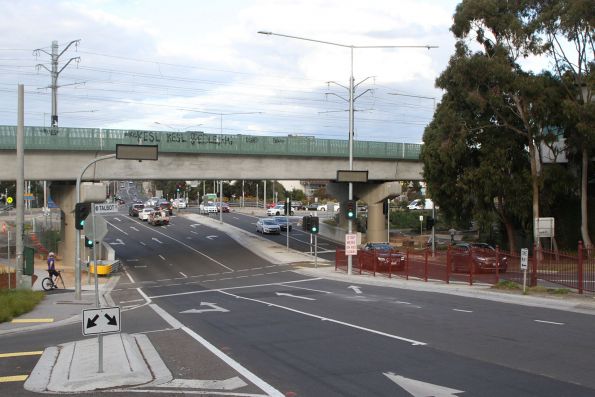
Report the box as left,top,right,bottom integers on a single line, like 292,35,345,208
83,215,108,241
345,233,357,256
93,203,118,214
82,306,121,336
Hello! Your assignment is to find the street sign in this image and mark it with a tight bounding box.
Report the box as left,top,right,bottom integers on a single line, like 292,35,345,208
93,203,118,213
534,217,555,238
83,215,108,241
82,306,121,336
345,233,358,256
24,193,34,201
520,248,529,270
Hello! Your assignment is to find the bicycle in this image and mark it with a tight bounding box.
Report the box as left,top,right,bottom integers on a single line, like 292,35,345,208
41,270,65,291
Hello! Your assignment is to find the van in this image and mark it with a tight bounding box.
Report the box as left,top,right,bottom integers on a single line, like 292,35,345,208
407,198,434,210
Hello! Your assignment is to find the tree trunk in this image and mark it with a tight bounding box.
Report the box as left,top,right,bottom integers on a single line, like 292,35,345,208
580,147,593,248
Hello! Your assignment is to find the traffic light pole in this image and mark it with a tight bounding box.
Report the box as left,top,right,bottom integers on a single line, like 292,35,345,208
75,154,116,300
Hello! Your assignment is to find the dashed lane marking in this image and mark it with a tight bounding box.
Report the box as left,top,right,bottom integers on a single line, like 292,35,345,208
535,320,564,325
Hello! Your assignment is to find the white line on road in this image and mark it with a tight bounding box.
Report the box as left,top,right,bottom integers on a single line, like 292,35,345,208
190,230,199,235
130,226,139,231
275,292,316,300
453,309,473,313
219,290,426,346
114,217,121,222
534,320,564,325
284,284,332,294
140,241,146,246
179,272,187,278
158,254,166,261
119,299,144,304
105,220,129,235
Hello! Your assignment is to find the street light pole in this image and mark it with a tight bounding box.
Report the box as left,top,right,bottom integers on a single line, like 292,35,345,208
259,31,437,275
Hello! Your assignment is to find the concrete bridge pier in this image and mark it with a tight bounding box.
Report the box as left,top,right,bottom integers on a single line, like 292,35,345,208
49,183,77,269
327,181,401,243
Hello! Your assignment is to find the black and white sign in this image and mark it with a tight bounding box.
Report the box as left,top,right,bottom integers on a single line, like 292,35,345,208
94,203,119,214
520,248,529,270
82,306,121,336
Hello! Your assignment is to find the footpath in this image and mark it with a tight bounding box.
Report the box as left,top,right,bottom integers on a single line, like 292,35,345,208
2,210,594,393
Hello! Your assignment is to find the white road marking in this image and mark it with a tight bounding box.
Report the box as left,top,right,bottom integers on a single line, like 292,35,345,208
284,285,332,294
275,292,316,301
119,299,144,304
219,291,426,346
206,235,218,240
104,220,129,235
190,231,199,235
130,226,139,231
152,237,163,244
348,286,362,294
179,272,187,278
158,255,166,261
155,376,247,391
384,372,464,396
180,302,230,314
140,241,146,246
124,270,135,283
109,238,126,246
148,278,322,299
189,223,201,228
453,309,473,313
113,217,121,222
534,320,564,325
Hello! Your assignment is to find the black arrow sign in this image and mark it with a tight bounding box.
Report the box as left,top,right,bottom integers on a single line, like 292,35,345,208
104,313,117,326
87,314,99,328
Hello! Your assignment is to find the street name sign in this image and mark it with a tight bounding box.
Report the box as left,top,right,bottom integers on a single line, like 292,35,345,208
94,203,118,213
82,306,121,336
345,233,358,256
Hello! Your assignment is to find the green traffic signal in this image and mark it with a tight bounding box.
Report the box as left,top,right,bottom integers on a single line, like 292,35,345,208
84,236,94,248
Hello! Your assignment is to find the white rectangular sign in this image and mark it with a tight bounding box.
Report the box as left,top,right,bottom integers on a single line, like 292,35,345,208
82,306,121,336
345,233,358,256
520,248,529,270
94,203,118,214
534,217,555,238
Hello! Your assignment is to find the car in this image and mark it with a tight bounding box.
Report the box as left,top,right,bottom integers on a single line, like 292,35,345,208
451,243,508,273
306,203,326,211
267,205,293,216
138,207,154,221
273,216,292,231
407,198,434,210
172,198,187,209
148,209,170,226
256,218,281,234
128,203,144,217
158,201,173,215
291,201,306,210
216,202,230,213
361,242,406,270
200,201,218,213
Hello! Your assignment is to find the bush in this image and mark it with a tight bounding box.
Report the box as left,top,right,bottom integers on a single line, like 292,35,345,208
0,290,45,323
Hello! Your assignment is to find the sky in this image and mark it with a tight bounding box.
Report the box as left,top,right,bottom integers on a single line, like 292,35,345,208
0,0,464,143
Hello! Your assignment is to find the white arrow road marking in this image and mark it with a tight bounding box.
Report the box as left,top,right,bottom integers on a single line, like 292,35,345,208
180,302,229,314
384,372,464,397
113,217,121,222
190,230,199,235
130,226,139,231
158,255,166,261
109,238,125,246
206,235,218,240
275,292,316,301
155,376,248,391
189,223,201,228
348,285,362,294
152,237,163,244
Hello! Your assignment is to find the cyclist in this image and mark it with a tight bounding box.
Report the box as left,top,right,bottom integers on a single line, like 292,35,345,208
47,252,59,287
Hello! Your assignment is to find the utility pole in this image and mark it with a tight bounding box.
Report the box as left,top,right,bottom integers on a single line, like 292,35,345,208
34,40,81,127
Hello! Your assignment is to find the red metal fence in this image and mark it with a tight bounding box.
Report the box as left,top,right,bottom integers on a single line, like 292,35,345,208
335,241,594,294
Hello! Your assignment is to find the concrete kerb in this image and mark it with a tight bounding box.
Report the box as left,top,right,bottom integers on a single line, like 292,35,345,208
182,212,331,266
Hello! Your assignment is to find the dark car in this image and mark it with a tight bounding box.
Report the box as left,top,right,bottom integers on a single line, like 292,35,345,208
216,202,230,213
273,216,292,231
451,243,508,273
128,203,144,217
158,201,173,215
361,242,406,270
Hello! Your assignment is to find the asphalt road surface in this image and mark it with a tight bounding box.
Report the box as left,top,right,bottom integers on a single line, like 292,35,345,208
2,206,595,396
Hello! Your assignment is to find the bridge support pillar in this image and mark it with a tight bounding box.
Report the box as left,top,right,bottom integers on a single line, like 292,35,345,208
328,181,401,243
49,183,76,269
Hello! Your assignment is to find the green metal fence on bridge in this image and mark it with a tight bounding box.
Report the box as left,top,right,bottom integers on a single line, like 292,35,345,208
0,126,422,160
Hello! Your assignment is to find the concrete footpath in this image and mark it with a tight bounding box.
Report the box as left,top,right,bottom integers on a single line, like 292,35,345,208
5,210,595,393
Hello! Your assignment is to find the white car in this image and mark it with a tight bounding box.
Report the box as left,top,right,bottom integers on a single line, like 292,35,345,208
172,199,187,209
267,205,293,216
407,198,434,210
139,207,154,221
200,201,218,213
256,218,281,234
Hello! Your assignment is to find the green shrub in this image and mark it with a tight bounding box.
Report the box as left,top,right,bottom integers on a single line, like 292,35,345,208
492,280,521,290
0,290,45,323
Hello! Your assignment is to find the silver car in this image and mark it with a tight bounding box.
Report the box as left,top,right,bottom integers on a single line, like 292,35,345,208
256,218,281,234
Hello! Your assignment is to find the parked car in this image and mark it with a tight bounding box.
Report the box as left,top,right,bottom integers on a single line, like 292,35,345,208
216,202,230,213
407,198,434,210
450,243,508,273
139,207,154,221
148,209,170,226
256,218,281,234
291,201,306,210
273,216,292,231
267,205,293,216
128,203,144,217
361,242,406,270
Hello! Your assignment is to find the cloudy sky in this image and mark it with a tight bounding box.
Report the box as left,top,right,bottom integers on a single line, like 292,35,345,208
1,0,463,143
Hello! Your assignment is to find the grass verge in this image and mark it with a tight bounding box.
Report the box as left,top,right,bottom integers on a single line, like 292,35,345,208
0,289,45,323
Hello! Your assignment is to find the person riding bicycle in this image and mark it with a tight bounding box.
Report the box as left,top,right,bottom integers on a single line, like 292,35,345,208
47,252,59,287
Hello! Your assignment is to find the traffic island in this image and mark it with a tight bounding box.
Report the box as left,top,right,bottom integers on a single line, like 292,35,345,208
24,333,172,393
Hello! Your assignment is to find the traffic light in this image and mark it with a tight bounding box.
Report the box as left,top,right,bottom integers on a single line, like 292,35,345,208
383,200,389,215
426,216,435,229
75,203,91,230
284,198,292,215
302,216,310,231
84,236,94,248
309,216,319,234
344,200,356,220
